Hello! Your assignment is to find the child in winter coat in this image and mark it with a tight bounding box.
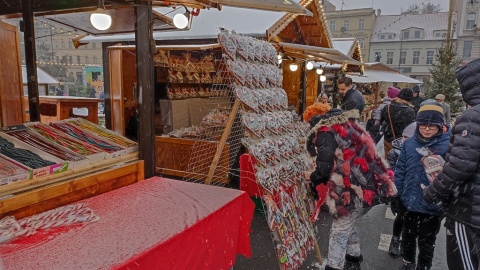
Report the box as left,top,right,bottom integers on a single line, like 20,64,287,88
307,108,396,270
394,101,450,270
387,122,416,257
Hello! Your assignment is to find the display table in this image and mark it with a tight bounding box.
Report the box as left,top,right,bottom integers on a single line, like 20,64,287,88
24,96,102,124
0,177,254,270
159,98,225,133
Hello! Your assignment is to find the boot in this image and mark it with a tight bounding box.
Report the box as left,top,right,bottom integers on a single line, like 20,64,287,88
325,265,342,270
415,264,431,270
344,254,363,270
399,261,416,270
389,236,401,257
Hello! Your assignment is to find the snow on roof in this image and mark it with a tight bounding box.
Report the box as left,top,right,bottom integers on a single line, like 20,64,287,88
332,38,356,56
347,70,422,84
22,65,59,85
371,12,457,43
82,6,287,43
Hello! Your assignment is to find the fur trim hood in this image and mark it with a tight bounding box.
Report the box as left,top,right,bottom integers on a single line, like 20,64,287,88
309,109,360,136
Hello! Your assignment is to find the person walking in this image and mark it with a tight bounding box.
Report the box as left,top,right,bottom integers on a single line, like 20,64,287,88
373,86,400,126
395,101,449,270
424,58,480,270
337,77,365,115
387,122,417,257
307,108,396,270
434,94,451,124
379,88,416,158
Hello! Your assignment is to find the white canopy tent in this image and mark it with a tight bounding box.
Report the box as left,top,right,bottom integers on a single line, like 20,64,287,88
347,70,422,84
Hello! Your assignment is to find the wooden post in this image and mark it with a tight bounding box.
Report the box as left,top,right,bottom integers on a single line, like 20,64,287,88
205,99,240,185
300,64,307,114
22,0,40,122
134,1,155,179
446,0,454,52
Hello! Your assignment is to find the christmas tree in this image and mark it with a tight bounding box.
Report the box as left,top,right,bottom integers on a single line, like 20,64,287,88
423,44,464,117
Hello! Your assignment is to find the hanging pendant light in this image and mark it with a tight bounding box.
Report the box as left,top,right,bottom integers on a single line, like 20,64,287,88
173,8,190,29
90,0,112,31
289,63,298,72
306,61,314,70
316,68,324,75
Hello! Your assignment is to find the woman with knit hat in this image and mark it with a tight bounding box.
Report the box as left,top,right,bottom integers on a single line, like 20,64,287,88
379,88,416,158
394,100,449,270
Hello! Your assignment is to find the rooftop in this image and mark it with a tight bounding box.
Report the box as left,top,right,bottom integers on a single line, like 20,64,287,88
371,12,457,42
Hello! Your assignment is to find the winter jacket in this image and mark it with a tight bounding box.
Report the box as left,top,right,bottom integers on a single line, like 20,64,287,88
380,99,416,143
307,109,396,218
341,88,365,115
410,96,424,114
424,58,480,229
373,97,392,122
396,130,450,216
441,102,451,124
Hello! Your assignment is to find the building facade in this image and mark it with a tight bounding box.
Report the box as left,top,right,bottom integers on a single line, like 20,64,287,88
324,1,377,61
18,20,103,86
456,0,480,63
369,12,457,81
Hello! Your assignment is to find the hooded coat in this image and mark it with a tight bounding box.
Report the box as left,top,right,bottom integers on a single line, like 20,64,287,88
307,109,396,218
424,58,480,228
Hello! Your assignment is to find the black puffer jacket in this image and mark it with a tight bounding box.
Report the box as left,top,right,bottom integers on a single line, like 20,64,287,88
341,88,365,115
424,58,480,229
380,99,416,143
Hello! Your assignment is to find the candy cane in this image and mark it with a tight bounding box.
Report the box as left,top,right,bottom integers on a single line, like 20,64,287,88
0,203,100,244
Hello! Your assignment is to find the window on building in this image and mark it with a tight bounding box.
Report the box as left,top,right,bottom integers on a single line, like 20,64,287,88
413,51,420,64
55,42,58,49
359,18,365,30
374,52,382,62
344,20,349,30
414,30,421,38
92,42,96,49
61,55,67,63
387,52,394,64
330,20,335,32
467,13,476,30
76,72,83,83
61,41,65,49
358,38,364,49
388,34,393,39
68,56,72,64
77,56,81,64
402,31,410,39
93,56,97,64
463,41,473,58
400,51,407,64
68,42,72,49
85,56,89,64
380,34,385,39
426,51,434,64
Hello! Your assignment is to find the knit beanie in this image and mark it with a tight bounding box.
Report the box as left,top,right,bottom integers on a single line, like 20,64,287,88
397,88,414,101
387,86,400,99
416,99,444,128
402,122,417,138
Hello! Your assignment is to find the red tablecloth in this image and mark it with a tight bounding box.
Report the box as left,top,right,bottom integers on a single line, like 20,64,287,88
0,177,255,270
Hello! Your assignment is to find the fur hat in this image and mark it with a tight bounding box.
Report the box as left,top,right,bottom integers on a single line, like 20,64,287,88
398,88,414,101
387,86,400,99
416,100,444,128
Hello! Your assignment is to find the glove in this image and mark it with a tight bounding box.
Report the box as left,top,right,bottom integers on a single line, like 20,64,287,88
310,182,319,201
390,196,401,216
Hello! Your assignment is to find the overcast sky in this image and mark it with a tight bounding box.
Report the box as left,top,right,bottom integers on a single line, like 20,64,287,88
327,0,450,15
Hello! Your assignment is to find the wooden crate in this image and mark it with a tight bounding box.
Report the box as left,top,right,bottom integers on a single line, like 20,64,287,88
0,156,144,219
155,136,230,184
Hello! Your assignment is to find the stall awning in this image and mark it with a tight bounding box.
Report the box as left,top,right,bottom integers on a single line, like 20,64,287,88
108,43,221,51
21,65,59,85
347,70,422,84
275,42,365,66
203,0,312,15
